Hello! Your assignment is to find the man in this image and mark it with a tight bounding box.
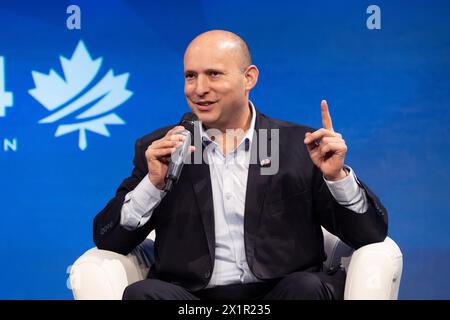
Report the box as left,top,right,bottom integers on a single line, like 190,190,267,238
93,30,387,300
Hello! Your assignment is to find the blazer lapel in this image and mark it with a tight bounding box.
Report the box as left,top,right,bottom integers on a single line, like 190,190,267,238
244,112,274,260
187,133,215,262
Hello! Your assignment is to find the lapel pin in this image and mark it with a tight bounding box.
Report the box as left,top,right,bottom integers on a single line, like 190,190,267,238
260,158,271,167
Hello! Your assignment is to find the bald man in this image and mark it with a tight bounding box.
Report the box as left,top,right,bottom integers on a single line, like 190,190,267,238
93,30,388,300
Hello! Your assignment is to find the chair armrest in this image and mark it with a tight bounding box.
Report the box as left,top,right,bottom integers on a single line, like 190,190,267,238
69,239,154,300
344,237,403,300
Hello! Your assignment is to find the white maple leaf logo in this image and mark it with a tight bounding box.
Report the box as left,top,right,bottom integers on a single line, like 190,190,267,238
29,40,133,150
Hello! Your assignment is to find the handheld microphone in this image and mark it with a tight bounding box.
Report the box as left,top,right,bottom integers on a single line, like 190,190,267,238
164,112,198,192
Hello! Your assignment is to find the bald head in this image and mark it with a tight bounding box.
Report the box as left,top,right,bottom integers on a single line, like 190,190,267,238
184,30,252,71
183,30,259,132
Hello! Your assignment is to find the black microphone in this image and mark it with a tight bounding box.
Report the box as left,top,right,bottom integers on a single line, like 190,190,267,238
164,112,198,192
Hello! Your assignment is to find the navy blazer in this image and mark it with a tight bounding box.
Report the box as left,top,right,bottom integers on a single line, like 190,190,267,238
93,110,388,291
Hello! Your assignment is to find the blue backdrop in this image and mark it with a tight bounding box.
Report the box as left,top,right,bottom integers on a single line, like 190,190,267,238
0,0,449,299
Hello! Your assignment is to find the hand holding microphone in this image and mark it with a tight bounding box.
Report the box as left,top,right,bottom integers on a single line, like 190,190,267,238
144,112,198,191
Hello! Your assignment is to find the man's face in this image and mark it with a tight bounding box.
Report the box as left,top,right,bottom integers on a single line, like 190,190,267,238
184,42,247,130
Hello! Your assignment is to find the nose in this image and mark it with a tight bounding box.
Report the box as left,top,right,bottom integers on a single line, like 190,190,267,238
195,74,210,96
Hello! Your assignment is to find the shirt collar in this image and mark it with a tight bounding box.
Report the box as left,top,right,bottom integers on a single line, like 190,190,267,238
200,100,256,152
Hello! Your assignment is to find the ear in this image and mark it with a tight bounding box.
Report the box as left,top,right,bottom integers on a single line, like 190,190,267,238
244,65,259,91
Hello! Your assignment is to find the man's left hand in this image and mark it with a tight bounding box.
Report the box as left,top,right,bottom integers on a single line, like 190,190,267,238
304,100,348,181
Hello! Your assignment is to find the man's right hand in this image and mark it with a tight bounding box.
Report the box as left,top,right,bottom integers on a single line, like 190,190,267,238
145,125,196,190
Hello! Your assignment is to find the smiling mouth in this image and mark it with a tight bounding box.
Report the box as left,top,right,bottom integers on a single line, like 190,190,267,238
194,100,218,110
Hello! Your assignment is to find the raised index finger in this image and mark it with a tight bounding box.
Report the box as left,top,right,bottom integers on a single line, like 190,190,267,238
321,100,334,132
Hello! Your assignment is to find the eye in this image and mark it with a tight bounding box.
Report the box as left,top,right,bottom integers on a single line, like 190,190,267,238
185,72,196,80
208,71,221,78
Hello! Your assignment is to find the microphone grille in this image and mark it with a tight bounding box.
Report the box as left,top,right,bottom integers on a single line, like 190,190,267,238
181,112,198,122
180,112,198,135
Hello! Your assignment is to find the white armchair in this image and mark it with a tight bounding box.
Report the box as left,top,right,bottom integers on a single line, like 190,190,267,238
69,229,402,300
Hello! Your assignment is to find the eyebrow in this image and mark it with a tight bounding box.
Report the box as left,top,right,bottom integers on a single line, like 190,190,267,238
205,68,224,74
184,68,225,76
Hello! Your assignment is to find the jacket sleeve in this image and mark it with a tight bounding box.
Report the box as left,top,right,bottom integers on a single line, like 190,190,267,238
93,137,155,255
312,165,388,249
